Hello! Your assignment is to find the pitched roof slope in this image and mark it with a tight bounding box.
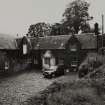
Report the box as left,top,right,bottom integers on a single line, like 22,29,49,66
0,33,17,49
15,33,97,50
33,33,97,50
76,33,97,49
34,35,71,49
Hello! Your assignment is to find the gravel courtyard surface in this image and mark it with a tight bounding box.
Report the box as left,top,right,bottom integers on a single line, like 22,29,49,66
0,71,56,105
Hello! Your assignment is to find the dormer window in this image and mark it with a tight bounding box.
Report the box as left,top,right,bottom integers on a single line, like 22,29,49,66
61,43,64,47
70,48,77,51
69,44,77,51
23,44,27,55
21,36,29,55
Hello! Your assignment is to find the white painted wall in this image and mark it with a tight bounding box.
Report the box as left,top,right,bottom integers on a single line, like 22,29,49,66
42,50,56,70
50,57,55,66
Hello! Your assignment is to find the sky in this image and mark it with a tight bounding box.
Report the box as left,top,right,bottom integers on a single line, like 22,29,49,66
0,0,104,37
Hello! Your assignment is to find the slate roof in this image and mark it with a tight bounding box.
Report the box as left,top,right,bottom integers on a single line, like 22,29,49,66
76,33,97,49
32,33,97,50
0,33,97,50
34,35,71,50
0,33,17,49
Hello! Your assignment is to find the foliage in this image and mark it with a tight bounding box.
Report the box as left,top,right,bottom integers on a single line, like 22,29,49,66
50,23,62,35
62,0,93,34
78,53,103,78
27,0,94,36
27,22,51,37
22,77,105,105
50,23,70,35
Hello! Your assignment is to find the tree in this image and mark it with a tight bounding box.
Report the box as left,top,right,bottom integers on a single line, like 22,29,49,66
62,0,93,34
50,23,61,35
50,22,71,35
94,23,99,35
81,22,91,33
27,22,51,37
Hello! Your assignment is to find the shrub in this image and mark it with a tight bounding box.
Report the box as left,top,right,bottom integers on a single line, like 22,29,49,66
87,64,105,97
21,78,105,105
78,53,103,78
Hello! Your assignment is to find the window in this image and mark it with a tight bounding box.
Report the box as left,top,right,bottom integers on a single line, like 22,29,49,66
71,61,78,67
23,44,27,55
69,44,77,51
34,59,38,64
5,61,9,70
44,57,50,66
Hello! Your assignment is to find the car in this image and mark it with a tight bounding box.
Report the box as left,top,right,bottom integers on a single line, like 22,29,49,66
43,66,57,78
43,65,67,78
70,61,79,72
78,63,89,78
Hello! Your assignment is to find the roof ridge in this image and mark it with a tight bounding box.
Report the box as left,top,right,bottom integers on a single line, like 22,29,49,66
38,35,72,39
27,33,95,39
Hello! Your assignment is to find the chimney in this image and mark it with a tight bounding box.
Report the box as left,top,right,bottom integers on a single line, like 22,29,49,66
94,23,99,51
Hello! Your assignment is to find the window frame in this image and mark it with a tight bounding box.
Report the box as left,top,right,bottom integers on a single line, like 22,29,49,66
69,44,77,52
44,57,51,66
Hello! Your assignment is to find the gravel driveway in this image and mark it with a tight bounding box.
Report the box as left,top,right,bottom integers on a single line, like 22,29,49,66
0,71,55,105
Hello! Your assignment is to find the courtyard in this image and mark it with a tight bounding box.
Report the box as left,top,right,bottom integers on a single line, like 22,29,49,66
0,70,56,105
